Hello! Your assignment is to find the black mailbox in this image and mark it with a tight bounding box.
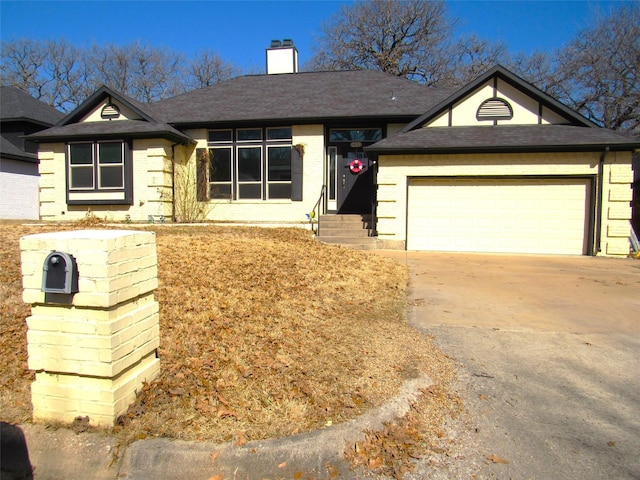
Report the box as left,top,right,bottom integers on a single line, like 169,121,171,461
42,251,79,294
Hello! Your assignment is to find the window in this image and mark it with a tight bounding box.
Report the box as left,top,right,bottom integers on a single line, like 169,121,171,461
98,142,124,188
66,140,131,205
68,141,124,190
237,146,262,199
267,146,292,199
329,128,382,142
69,143,94,189
209,147,232,198
204,127,295,201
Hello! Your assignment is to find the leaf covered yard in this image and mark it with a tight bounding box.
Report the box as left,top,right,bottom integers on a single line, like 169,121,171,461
0,224,458,455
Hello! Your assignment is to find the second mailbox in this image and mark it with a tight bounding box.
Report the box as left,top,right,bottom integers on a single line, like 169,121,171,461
42,251,79,294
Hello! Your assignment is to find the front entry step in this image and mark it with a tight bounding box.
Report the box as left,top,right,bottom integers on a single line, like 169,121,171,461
315,214,379,250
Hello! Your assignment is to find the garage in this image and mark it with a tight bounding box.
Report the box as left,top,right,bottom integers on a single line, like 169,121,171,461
407,177,592,254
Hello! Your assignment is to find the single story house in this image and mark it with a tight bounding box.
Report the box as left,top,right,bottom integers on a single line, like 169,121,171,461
28,42,639,256
1,86,64,219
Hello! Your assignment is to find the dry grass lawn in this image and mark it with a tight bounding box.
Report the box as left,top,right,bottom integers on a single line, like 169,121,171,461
0,222,459,466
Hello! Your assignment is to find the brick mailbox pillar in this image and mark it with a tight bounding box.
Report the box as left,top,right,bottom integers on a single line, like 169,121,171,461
20,229,160,427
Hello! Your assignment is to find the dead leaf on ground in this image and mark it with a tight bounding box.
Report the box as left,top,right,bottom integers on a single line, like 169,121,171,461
234,431,247,447
0,224,458,453
486,454,509,464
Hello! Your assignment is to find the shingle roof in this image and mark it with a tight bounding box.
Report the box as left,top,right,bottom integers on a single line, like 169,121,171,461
27,119,192,144
367,124,640,154
1,136,37,162
0,86,64,125
152,70,456,125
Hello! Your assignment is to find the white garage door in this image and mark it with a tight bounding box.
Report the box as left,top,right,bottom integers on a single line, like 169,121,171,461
407,177,591,254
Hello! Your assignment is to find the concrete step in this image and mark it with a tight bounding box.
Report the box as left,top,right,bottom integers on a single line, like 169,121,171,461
319,224,370,237
317,214,372,237
315,214,378,249
318,214,372,224
317,236,380,250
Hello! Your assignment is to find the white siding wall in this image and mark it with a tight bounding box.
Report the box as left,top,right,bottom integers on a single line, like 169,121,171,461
0,158,40,219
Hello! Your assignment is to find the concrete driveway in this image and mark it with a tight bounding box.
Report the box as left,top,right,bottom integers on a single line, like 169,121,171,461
377,251,640,479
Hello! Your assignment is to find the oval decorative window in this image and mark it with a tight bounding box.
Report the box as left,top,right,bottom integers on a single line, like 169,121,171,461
477,97,513,121
101,103,121,120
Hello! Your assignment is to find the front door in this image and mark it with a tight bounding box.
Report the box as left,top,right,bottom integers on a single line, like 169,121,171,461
336,145,373,213
326,128,381,214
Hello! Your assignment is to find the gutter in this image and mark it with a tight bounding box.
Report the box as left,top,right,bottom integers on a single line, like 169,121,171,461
594,147,609,254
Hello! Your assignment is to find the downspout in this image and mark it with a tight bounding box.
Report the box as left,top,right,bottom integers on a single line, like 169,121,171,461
595,147,610,254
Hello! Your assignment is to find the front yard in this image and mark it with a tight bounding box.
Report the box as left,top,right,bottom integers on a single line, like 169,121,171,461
0,222,460,474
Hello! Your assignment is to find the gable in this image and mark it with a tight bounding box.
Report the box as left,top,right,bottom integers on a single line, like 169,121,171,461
27,85,193,145
426,77,572,128
79,97,145,122
401,65,596,134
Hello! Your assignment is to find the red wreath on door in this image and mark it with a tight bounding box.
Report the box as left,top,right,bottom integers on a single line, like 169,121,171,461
349,159,364,174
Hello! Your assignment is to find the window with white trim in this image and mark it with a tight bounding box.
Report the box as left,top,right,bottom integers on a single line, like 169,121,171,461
68,141,125,190
66,140,132,205
206,127,293,200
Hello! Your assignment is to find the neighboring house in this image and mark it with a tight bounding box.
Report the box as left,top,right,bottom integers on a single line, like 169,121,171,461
27,42,640,256
1,86,64,219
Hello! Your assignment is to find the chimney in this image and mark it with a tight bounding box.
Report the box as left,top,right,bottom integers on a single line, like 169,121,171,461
266,39,299,75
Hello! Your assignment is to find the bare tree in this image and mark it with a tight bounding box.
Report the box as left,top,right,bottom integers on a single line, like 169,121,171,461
1,38,95,111
43,39,95,110
505,51,562,97
439,34,508,87
1,39,47,96
553,2,640,134
306,0,452,85
2,39,239,110
88,42,185,103
183,50,240,91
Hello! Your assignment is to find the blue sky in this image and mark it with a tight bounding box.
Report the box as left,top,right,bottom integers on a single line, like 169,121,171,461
0,0,629,73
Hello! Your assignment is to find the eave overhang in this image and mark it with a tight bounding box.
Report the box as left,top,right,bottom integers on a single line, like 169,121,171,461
365,125,640,157
171,115,419,131
26,121,195,146
366,143,640,157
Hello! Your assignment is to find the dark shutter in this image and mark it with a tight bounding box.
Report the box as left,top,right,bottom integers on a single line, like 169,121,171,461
196,148,209,202
124,140,133,205
291,145,303,201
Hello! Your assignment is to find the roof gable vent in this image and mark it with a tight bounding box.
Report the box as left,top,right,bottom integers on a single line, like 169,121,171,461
101,103,121,120
477,97,513,121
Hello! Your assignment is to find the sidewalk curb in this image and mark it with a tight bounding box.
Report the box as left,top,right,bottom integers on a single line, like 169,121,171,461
119,374,433,479
8,375,432,480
